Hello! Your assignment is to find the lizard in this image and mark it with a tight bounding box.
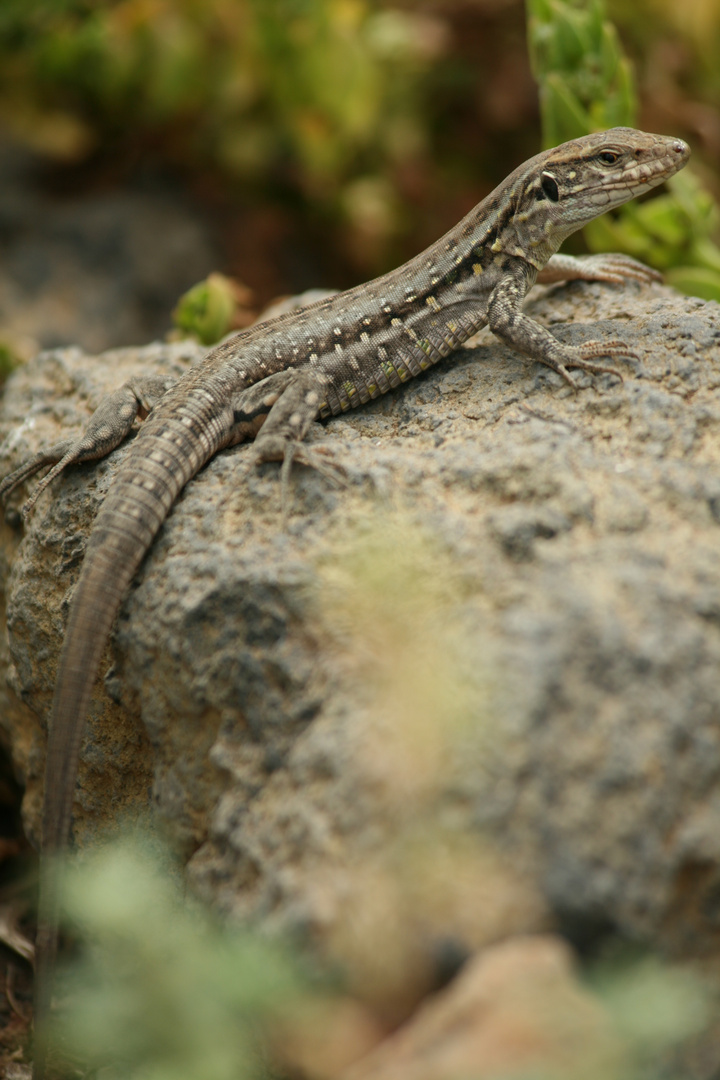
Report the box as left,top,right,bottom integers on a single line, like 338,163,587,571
0,127,689,1079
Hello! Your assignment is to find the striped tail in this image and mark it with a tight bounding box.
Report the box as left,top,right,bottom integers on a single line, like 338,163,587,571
32,397,232,1079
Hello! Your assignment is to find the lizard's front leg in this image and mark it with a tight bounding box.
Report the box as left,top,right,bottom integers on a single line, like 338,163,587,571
487,263,638,388
0,374,176,515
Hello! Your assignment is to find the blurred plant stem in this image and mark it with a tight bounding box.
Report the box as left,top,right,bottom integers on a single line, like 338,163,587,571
526,0,720,301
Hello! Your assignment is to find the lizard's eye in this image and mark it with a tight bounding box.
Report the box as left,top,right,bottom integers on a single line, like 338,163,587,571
599,150,619,164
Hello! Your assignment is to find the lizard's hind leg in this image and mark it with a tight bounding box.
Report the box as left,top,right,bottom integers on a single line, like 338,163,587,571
0,374,175,516
233,368,346,515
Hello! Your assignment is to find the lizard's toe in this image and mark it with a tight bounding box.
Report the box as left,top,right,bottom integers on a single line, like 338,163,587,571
579,338,639,362
558,338,641,382
288,443,348,486
579,253,663,285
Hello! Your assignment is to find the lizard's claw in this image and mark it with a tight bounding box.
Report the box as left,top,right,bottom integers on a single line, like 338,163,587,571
544,338,639,388
286,442,347,483
0,444,71,508
277,443,346,524
576,338,640,372
248,437,347,521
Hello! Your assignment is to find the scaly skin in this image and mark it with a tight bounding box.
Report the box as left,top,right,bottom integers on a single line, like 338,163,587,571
0,128,689,1078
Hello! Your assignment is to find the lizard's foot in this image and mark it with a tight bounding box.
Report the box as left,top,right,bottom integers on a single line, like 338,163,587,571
538,253,663,287
574,253,663,285
239,368,346,517
279,443,347,520
489,264,645,393
250,432,347,484
281,442,347,484
248,434,347,519
21,461,67,518
0,375,175,517
544,339,639,388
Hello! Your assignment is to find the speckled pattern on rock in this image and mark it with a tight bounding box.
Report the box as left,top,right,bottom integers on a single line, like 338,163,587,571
2,279,720,1006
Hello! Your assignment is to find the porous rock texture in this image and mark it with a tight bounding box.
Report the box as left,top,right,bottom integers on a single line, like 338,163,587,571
2,278,720,1031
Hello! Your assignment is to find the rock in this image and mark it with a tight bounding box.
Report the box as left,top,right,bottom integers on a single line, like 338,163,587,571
341,936,626,1080
2,279,720,1024
272,995,386,1080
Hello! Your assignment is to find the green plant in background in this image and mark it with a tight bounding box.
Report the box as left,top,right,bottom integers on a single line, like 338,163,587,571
590,951,711,1067
172,273,254,345
526,0,636,145
0,0,444,257
526,0,720,301
59,836,305,1080
0,341,20,384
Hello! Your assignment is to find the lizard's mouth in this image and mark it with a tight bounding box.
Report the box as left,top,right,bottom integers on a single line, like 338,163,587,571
598,138,690,205
623,138,690,190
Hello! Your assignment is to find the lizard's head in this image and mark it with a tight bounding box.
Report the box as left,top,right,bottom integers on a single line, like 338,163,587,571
518,128,690,236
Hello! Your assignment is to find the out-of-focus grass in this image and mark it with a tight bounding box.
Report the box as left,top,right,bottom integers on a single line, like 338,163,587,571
316,514,482,812
59,835,305,1080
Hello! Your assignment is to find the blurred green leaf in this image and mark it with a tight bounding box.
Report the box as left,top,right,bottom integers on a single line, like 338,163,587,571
542,72,593,145
527,0,637,145
665,266,720,301
61,836,305,1080
0,341,21,383
526,0,720,300
172,273,253,346
591,953,711,1056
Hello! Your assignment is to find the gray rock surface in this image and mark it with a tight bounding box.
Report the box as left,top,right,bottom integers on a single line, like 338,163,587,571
2,278,720,1019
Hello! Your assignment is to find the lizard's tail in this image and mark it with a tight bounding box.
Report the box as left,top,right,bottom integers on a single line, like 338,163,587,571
33,484,175,1078
33,537,139,1077
32,402,229,1079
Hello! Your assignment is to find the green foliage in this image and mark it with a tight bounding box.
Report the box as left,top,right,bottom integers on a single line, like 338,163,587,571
60,836,304,1080
0,1,439,203
590,950,712,1074
527,0,636,146
526,0,720,301
584,168,720,297
0,341,21,383
172,273,245,345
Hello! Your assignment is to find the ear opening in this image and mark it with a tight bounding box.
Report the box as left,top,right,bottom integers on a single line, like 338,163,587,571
541,173,559,202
